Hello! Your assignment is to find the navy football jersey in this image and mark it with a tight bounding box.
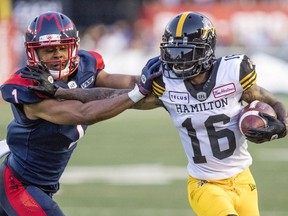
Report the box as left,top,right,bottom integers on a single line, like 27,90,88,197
0,50,104,188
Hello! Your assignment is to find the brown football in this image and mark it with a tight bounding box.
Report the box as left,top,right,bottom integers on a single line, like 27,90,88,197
239,100,277,135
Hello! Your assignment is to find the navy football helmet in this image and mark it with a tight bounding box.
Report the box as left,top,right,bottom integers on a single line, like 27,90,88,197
25,11,80,79
160,12,216,79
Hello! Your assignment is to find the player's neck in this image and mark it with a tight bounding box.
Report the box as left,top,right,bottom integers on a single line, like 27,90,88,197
189,71,210,85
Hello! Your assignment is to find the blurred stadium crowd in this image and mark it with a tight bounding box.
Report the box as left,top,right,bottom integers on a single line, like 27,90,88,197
1,0,288,92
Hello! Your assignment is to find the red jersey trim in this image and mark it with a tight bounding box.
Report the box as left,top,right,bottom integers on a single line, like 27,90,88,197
88,51,105,70
3,73,36,87
3,73,48,99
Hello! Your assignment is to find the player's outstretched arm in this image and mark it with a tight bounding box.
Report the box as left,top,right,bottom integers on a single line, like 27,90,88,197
22,57,162,124
54,87,131,102
24,84,147,125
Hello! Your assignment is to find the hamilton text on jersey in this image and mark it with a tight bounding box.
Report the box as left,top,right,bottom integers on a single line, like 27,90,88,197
175,98,228,113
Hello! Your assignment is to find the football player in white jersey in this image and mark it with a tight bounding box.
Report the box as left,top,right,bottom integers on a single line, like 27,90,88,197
18,12,287,216
147,11,287,216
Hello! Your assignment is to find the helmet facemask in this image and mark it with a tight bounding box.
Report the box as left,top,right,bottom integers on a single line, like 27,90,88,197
160,41,214,79
26,38,79,79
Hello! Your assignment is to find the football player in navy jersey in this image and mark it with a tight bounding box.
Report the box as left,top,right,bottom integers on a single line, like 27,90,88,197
24,12,288,216
0,11,160,216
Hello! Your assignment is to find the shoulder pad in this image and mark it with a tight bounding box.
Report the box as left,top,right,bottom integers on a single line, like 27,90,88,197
1,72,45,104
84,50,105,71
239,55,257,91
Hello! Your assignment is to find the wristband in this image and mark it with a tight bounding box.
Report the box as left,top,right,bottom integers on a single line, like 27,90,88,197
128,84,145,103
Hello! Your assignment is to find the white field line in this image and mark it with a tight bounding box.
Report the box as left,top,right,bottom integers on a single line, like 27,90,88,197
61,206,194,216
61,206,287,216
60,149,288,185
0,143,284,184
60,164,187,185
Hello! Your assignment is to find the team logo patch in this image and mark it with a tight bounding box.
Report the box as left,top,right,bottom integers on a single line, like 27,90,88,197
141,74,147,84
196,92,207,101
67,81,77,89
249,183,256,191
197,180,208,188
202,17,215,40
48,76,54,84
169,91,189,103
212,83,236,98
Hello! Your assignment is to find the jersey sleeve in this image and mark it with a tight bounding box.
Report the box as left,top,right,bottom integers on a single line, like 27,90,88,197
239,55,257,91
87,51,105,71
152,75,165,97
1,71,46,104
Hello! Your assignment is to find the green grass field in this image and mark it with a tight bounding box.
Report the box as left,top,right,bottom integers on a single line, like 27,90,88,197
1,95,288,216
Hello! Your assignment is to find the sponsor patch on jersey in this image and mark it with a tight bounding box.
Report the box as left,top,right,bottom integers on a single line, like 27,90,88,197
169,91,189,103
81,76,95,88
212,83,236,98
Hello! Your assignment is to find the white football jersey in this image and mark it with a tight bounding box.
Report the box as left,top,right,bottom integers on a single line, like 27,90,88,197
153,54,257,180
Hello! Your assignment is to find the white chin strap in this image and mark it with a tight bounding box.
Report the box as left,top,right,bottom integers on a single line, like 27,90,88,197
49,61,70,79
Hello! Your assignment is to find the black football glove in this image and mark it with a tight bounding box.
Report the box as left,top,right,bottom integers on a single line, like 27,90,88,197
245,112,287,144
139,56,162,96
21,63,58,97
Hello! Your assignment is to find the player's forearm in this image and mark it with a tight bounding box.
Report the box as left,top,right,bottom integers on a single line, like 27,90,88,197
66,86,145,124
25,85,145,125
54,87,130,103
131,94,163,110
81,94,134,124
